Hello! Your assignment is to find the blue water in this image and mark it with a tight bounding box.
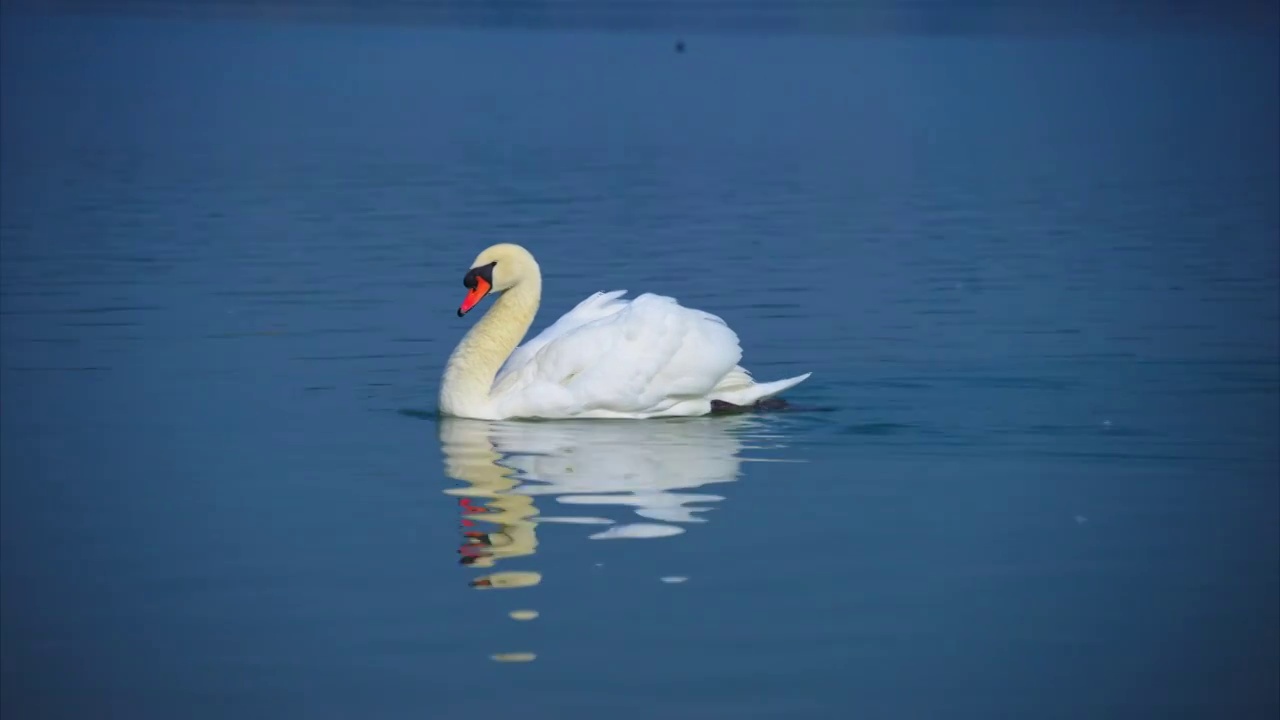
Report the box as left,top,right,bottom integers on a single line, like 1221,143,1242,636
2,10,1277,719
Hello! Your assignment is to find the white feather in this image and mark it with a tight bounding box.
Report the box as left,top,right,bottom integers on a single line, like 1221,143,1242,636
439,243,811,420
490,292,807,419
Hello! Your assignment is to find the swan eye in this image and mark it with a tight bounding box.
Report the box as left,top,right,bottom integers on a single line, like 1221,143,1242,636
463,262,497,290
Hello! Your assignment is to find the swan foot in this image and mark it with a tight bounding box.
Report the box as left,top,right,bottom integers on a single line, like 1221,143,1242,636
709,398,789,415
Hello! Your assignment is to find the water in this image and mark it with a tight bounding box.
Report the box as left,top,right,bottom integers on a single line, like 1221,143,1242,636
3,9,1278,719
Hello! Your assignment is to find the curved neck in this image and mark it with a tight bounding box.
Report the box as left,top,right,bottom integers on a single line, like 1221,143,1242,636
439,273,541,419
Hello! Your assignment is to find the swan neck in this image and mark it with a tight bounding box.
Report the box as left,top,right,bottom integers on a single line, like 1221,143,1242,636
440,276,541,418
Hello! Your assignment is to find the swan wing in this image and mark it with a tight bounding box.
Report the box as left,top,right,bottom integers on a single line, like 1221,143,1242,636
495,290,630,384
491,293,744,418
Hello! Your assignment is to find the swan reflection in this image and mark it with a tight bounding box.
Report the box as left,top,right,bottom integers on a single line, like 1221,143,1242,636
438,415,789,572
436,415,800,662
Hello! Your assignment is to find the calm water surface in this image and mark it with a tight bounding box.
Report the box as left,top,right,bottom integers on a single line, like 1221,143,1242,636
2,12,1278,720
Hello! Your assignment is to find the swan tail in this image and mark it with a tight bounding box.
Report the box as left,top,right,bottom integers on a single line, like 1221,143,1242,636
711,370,812,406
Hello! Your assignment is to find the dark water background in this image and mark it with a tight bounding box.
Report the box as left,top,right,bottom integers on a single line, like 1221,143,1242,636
2,5,1277,719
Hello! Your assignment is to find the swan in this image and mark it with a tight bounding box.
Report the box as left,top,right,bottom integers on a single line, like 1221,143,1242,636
438,243,812,420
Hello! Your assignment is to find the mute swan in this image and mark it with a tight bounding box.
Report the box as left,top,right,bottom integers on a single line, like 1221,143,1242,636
438,243,811,420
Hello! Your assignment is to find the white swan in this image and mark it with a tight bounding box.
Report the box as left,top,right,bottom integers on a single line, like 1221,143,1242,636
438,243,812,420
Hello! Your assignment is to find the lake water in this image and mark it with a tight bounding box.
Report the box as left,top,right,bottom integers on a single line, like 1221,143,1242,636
2,10,1278,719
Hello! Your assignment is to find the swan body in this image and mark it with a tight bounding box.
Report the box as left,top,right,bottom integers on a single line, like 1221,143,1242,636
439,244,811,420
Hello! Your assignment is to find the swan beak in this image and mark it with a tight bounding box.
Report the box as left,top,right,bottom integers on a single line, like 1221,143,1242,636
458,277,491,317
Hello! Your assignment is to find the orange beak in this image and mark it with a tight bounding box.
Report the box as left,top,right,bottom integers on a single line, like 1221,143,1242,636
458,277,491,317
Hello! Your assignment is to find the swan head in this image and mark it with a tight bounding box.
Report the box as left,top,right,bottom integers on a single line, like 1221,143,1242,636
456,243,538,317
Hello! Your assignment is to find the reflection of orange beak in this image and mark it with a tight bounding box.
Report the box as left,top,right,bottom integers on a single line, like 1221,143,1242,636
458,277,491,317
